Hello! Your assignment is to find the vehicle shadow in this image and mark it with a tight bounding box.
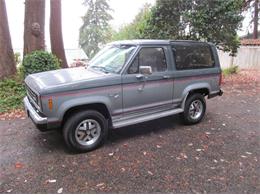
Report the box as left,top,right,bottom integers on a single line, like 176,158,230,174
33,114,183,154
107,114,183,145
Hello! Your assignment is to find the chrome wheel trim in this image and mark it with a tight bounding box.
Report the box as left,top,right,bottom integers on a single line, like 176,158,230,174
75,119,101,146
189,100,203,120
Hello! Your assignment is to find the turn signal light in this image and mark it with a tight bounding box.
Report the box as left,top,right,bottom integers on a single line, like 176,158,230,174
48,98,53,111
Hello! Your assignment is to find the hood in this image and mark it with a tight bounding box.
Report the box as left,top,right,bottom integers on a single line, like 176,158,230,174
25,67,111,93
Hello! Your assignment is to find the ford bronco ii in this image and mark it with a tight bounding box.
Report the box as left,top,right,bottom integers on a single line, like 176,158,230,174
24,40,223,152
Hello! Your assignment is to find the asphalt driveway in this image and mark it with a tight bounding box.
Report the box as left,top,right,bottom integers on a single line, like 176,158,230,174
0,72,259,193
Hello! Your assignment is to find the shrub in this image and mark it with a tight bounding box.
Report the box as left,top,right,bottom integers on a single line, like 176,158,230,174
22,50,60,77
14,52,21,66
0,75,26,113
222,65,239,76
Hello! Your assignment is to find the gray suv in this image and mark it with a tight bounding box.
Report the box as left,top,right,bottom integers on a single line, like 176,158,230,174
24,40,223,152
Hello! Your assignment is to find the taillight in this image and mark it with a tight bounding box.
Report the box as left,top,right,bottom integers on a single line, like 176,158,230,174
219,73,223,86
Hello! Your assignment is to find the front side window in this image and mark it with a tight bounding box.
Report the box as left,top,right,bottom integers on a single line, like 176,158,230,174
88,45,137,73
128,47,167,74
172,43,214,70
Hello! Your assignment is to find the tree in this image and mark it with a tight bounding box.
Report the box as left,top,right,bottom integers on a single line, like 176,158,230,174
50,0,68,68
79,0,113,58
144,0,191,39
143,0,244,55
254,0,259,38
23,0,45,57
111,3,152,41
244,0,259,39
187,0,244,55
0,0,16,79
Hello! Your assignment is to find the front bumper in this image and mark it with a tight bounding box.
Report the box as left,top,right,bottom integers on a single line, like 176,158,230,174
23,97,48,131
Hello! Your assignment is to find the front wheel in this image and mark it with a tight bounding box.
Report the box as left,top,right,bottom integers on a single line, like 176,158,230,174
63,110,108,152
182,93,206,125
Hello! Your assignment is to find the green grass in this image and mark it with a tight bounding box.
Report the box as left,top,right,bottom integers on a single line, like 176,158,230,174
222,65,239,76
0,75,26,113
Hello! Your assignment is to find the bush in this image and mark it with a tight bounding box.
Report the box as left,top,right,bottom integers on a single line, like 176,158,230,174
222,65,239,76
22,50,60,77
0,75,26,113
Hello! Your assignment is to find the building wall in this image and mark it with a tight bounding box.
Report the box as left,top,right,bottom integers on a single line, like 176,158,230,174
217,46,260,69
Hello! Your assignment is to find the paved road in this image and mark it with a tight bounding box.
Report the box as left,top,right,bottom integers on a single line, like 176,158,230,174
0,82,259,193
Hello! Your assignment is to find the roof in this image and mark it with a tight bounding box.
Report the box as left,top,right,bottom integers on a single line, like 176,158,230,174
110,39,209,45
240,39,260,46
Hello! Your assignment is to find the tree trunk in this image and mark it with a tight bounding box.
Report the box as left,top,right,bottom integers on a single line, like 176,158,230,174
50,0,68,68
23,0,45,57
0,0,16,79
253,0,259,39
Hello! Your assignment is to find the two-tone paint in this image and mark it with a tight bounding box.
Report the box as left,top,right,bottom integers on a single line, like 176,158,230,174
24,40,222,131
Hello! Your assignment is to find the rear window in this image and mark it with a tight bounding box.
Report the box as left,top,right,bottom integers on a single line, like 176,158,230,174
171,43,214,70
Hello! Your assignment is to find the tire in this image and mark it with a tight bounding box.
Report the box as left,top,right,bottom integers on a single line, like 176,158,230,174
182,93,206,125
63,110,108,152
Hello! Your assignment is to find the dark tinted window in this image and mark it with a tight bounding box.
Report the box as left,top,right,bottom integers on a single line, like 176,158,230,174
172,43,214,70
128,47,167,74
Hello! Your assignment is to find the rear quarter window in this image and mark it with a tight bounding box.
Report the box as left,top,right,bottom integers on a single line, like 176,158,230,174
172,43,215,70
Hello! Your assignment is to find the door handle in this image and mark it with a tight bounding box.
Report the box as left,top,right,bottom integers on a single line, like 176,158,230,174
163,75,170,79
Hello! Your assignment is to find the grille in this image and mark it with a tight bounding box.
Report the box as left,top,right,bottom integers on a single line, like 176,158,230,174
26,85,38,105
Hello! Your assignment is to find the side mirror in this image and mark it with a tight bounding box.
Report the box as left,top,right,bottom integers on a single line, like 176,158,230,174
140,66,152,75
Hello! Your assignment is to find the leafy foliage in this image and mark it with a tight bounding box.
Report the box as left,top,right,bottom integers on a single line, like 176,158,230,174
14,52,21,66
243,0,259,38
143,0,191,39
79,0,113,58
22,50,60,77
112,3,152,40
222,65,239,76
112,0,244,55
186,0,244,55
0,75,26,113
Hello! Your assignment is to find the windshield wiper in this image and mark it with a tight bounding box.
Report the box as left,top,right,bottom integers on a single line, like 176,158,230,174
90,66,111,74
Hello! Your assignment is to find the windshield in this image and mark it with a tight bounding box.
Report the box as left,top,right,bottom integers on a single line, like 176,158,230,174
88,45,137,74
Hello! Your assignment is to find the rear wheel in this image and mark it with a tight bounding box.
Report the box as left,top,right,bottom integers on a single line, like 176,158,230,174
182,93,206,125
63,110,108,152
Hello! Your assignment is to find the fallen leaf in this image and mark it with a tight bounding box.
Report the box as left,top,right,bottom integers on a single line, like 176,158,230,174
196,149,202,152
143,151,147,156
96,183,105,187
47,179,56,183
180,153,188,159
7,189,13,193
109,152,114,156
15,162,23,169
241,155,247,158
57,188,63,193
246,152,252,155
147,171,153,175
156,145,162,148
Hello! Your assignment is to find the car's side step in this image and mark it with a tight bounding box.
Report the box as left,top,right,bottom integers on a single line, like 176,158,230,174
112,108,184,129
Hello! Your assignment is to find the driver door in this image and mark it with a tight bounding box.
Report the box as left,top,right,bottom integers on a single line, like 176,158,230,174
122,47,174,117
